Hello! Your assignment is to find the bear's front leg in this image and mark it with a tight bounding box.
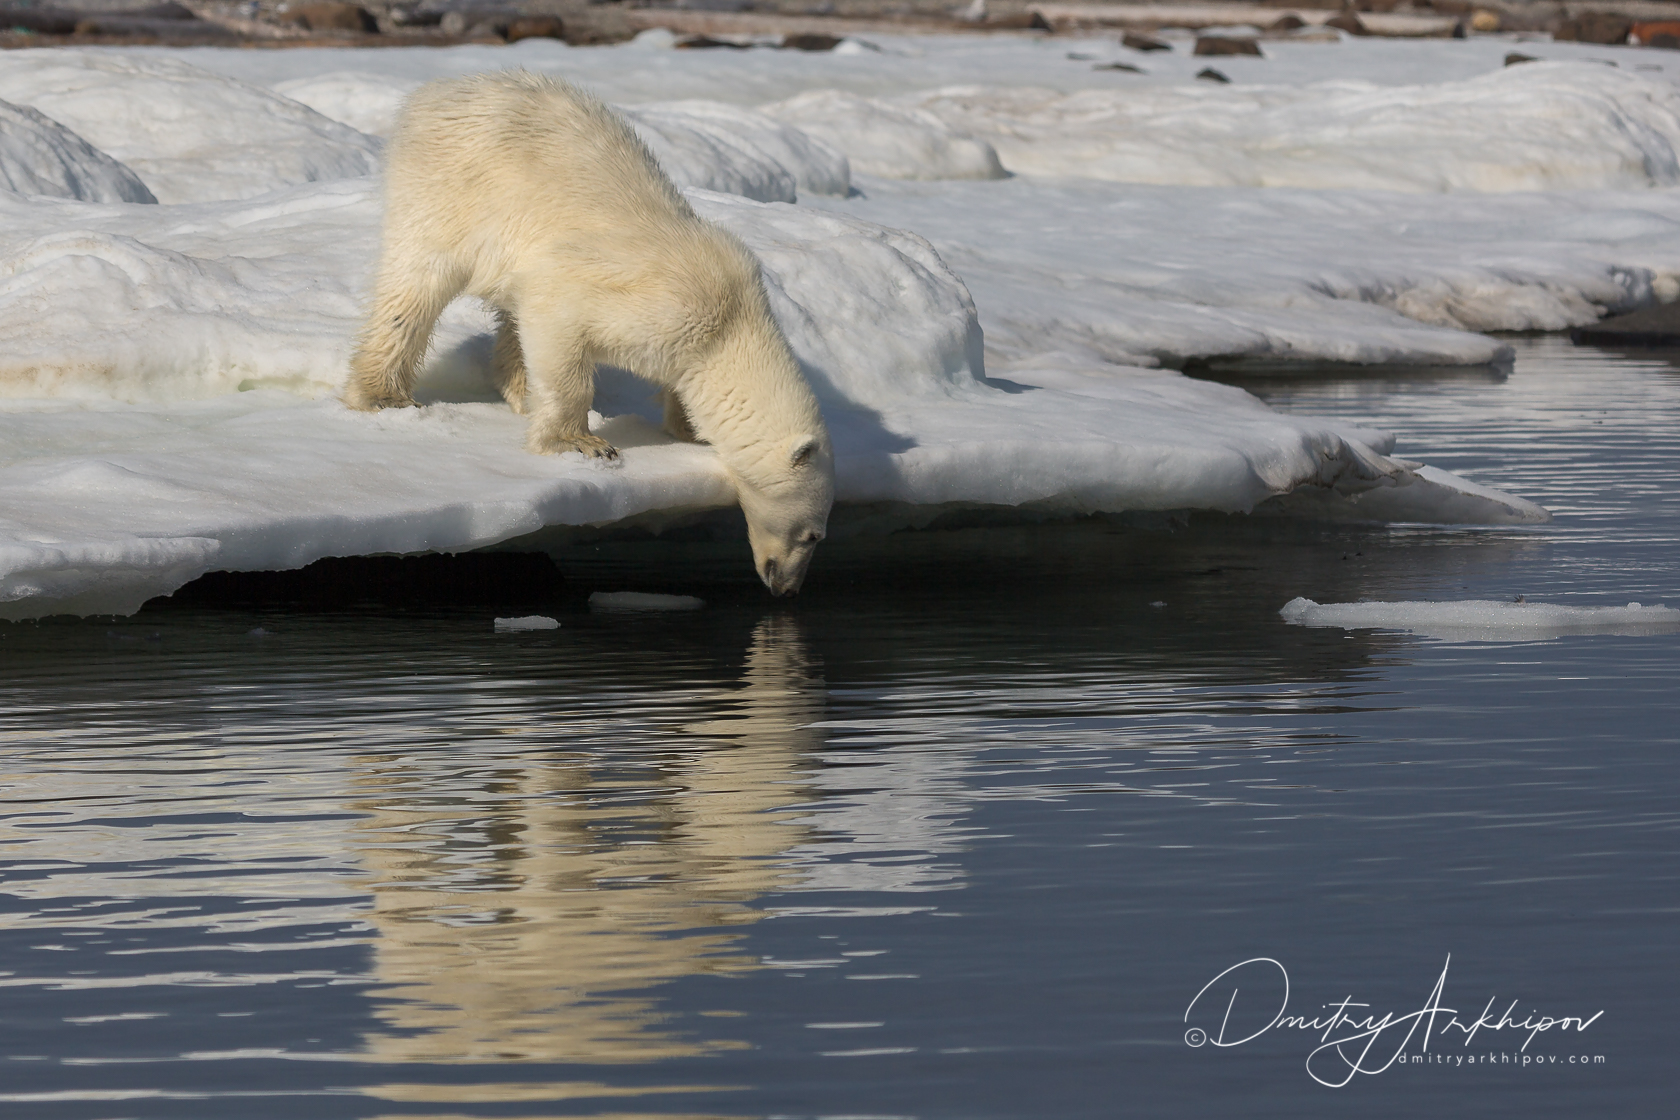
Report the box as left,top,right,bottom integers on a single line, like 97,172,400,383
519,321,618,460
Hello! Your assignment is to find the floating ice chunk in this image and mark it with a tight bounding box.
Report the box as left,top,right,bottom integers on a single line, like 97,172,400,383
0,51,380,203
903,64,1680,192
589,591,706,611
625,101,851,202
761,90,1005,181
1280,597,1680,641
0,98,155,203
494,615,560,631
271,71,419,139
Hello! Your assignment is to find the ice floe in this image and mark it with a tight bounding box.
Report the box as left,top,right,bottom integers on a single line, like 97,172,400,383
7,179,1543,620
494,615,561,631
2,39,1660,620
1281,597,1680,641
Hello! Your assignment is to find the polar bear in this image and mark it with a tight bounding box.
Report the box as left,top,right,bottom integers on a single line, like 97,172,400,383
346,71,833,596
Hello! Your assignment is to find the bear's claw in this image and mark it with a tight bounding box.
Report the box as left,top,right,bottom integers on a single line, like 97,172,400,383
345,392,418,412
530,432,620,460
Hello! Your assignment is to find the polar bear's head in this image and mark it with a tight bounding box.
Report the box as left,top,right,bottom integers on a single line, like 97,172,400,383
735,433,834,597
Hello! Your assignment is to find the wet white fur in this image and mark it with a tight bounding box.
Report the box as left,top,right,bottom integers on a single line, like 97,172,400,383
345,71,833,594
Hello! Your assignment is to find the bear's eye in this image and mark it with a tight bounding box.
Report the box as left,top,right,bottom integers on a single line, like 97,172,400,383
803,532,824,544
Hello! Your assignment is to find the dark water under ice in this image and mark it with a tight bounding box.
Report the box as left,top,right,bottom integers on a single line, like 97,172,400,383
0,336,1674,1119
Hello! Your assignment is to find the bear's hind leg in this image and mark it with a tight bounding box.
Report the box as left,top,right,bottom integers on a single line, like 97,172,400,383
661,389,698,442
490,309,529,414
345,256,464,411
519,321,618,460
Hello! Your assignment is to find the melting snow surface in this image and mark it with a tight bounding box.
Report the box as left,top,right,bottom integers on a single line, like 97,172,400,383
5,38,1666,619
1281,598,1680,641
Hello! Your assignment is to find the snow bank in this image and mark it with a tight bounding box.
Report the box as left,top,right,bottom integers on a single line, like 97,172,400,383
904,63,1680,192
806,176,1680,368
0,182,376,402
761,90,1004,181
624,100,851,202
264,70,851,203
0,51,380,203
17,167,1660,409
270,71,420,138
1281,597,1680,640
0,98,156,204
247,54,1680,198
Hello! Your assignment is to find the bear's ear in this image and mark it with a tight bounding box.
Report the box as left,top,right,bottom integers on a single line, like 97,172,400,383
789,436,820,469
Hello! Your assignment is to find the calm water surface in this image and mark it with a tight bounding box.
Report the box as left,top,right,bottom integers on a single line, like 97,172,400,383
0,337,1674,1118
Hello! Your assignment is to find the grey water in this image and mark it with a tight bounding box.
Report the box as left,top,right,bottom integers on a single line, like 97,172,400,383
0,335,1674,1118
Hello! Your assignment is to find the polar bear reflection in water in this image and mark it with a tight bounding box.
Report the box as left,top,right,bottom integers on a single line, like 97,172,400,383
346,71,833,596
350,616,827,1074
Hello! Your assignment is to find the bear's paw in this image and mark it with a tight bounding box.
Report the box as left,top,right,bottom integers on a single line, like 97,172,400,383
529,432,621,461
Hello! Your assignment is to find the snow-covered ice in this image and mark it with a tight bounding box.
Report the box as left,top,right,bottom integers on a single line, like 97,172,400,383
9,175,1529,619
1280,597,1680,641
3,36,1673,619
